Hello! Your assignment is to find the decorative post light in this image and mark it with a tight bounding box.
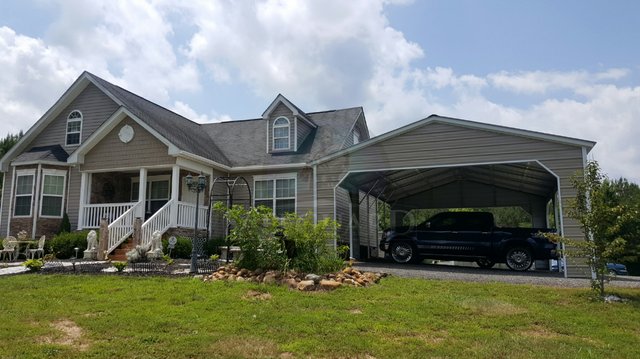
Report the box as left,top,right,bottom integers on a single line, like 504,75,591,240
185,172,207,274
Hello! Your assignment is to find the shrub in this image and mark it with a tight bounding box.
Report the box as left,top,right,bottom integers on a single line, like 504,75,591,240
214,202,286,271
162,236,192,258
57,212,71,234
23,259,44,272
281,212,344,274
113,261,127,272
49,231,90,259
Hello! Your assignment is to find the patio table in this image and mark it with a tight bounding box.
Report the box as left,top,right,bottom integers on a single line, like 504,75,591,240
14,241,38,260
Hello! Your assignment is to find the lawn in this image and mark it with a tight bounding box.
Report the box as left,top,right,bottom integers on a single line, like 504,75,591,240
0,274,638,358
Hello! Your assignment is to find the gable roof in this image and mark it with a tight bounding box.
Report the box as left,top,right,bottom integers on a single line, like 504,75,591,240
87,73,231,166
202,107,362,167
310,114,597,165
262,94,317,128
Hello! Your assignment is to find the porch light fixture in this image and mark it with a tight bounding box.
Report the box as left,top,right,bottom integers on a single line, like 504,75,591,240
185,172,207,273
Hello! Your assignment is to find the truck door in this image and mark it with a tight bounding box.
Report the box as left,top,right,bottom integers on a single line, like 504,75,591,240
451,215,492,257
415,213,456,256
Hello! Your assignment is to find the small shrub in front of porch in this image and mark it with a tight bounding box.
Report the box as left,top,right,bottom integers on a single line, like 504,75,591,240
49,231,90,259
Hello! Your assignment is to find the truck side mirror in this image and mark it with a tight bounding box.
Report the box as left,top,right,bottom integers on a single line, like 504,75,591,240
425,222,431,229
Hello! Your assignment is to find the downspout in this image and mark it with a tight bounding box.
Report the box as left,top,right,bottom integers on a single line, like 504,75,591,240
313,164,318,224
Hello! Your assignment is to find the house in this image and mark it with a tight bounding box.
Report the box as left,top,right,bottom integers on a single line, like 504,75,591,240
0,71,595,277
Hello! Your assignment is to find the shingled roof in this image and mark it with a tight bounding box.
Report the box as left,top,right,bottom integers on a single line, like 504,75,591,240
88,73,232,166
12,145,69,164
201,107,362,166
86,72,362,168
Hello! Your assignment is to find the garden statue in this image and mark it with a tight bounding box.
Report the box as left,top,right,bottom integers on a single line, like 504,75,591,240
146,230,163,259
83,230,98,260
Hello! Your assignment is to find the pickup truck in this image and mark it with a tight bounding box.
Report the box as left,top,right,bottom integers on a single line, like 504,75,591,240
379,211,558,271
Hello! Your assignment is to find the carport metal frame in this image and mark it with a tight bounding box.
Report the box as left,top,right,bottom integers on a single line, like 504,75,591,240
334,158,568,278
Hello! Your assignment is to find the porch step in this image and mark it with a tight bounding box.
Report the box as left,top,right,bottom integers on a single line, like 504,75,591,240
108,239,137,261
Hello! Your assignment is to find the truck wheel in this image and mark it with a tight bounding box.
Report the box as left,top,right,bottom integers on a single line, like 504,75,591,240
476,258,495,269
505,247,533,271
390,242,417,264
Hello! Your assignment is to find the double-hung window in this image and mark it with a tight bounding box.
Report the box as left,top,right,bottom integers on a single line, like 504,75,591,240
14,170,35,217
273,117,290,150
40,170,66,217
254,174,296,217
66,110,83,146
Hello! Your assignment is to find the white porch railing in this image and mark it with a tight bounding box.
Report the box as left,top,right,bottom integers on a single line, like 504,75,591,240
140,199,174,248
82,202,137,228
177,201,208,229
107,201,144,254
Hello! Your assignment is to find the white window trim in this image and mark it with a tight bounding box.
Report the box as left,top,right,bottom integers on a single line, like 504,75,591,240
272,116,290,151
353,130,360,145
13,169,35,218
253,173,297,217
39,169,67,218
66,110,83,146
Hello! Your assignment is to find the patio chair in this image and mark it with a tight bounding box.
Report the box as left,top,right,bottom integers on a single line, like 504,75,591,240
1,236,18,261
28,235,46,259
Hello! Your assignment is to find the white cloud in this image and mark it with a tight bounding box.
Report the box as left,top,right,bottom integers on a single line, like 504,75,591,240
0,0,638,183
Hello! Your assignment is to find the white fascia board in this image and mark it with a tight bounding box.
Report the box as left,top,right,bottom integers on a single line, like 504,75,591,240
230,163,308,173
11,160,72,167
310,114,597,166
261,95,317,128
0,73,93,172
176,151,231,172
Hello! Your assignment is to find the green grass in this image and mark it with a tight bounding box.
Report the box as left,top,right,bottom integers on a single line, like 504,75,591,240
0,274,638,358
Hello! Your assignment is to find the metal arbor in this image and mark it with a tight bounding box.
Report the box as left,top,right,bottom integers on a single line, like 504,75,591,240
206,176,252,239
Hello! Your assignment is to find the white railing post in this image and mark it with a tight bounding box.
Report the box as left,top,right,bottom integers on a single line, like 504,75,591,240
170,165,180,227
138,168,147,219
77,172,89,230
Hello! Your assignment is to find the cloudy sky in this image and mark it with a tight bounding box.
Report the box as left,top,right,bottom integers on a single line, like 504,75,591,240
1,0,638,182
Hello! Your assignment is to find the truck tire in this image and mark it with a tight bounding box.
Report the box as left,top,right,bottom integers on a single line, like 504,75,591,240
390,242,417,264
505,247,533,271
476,258,495,269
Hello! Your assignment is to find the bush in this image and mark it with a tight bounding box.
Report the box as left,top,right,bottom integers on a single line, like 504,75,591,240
162,236,192,258
214,202,287,271
57,212,71,234
282,212,344,274
23,259,44,272
113,261,127,272
49,231,90,259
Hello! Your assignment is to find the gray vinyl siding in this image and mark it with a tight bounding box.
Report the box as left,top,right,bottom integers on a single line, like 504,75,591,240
29,83,119,152
317,121,588,277
66,167,82,229
359,191,378,252
267,103,296,153
230,168,314,216
335,187,350,245
296,119,313,150
82,117,175,171
0,170,12,235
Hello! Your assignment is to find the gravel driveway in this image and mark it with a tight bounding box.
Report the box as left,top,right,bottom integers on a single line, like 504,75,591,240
354,261,640,288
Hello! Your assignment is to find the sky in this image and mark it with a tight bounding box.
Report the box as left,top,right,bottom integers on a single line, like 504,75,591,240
0,0,639,182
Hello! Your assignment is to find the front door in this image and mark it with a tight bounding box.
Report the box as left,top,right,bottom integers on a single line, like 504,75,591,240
131,176,170,219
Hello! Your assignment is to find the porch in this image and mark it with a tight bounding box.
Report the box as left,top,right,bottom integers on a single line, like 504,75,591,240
77,166,209,256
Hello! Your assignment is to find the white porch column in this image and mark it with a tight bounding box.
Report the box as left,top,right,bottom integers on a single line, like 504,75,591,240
170,165,180,226
138,168,147,219
77,172,89,230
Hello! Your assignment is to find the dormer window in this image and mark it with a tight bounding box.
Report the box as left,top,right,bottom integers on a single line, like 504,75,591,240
273,116,290,150
353,131,360,145
66,110,83,146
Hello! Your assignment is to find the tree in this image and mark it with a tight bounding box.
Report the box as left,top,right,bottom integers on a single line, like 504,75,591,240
0,131,24,191
559,160,636,299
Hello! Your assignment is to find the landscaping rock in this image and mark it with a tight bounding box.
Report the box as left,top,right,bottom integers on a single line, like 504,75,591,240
202,265,386,291
305,273,321,283
297,280,315,291
319,279,341,290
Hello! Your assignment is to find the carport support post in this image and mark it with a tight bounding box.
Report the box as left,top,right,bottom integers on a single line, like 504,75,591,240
349,190,361,260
